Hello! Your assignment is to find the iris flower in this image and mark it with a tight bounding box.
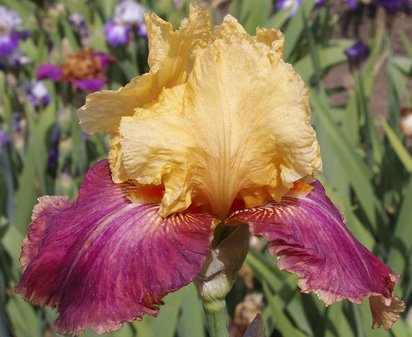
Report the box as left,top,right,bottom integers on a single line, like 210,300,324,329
36,49,114,93
16,3,405,335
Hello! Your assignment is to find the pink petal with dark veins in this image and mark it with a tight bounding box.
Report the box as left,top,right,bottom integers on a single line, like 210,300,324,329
16,160,214,335
228,180,405,330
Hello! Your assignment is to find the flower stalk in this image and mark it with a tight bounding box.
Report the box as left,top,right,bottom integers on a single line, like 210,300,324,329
194,224,250,336
204,305,230,337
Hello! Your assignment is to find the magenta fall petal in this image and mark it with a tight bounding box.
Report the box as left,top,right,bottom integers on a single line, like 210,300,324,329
228,181,405,330
15,160,214,335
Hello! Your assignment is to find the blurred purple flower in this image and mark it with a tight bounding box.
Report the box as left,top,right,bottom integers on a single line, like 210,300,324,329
136,23,147,38
8,49,31,67
0,34,19,57
68,13,89,38
18,30,30,40
36,63,64,81
48,126,60,169
26,81,51,108
48,146,59,169
114,0,145,26
12,113,22,132
0,126,10,148
276,0,304,15
0,5,26,57
104,1,146,46
377,0,403,11
104,20,131,46
276,0,325,16
36,49,114,92
0,47,30,70
345,0,359,10
73,78,106,92
93,51,116,68
345,41,370,67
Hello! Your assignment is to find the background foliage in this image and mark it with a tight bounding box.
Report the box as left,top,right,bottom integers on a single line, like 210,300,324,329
0,0,411,336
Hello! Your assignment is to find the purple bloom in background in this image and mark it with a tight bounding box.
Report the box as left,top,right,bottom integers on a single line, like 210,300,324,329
114,0,145,25
36,63,63,81
68,13,89,38
0,126,10,148
276,0,325,16
104,0,146,47
0,5,25,57
0,46,30,70
26,81,51,108
377,0,403,11
48,146,59,169
104,20,131,46
136,23,147,38
73,78,106,92
36,49,114,92
276,0,304,15
8,49,31,67
345,41,370,67
315,0,327,7
0,34,19,57
48,126,60,169
93,51,115,68
18,30,30,40
345,0,359,10
12,113,23,132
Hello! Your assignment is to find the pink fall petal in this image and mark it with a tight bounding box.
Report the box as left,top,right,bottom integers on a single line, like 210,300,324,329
15,160,214,335
228,181,405,330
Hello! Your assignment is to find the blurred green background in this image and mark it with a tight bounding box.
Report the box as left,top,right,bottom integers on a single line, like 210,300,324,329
0,0,412,336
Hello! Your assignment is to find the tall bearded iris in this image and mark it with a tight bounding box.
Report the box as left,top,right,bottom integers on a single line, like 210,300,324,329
16,3,405,335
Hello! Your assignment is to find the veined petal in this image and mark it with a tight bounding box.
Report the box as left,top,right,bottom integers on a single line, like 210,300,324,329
78,3,211,134
121,33,321,218
227,181,405,329
15,160,215,335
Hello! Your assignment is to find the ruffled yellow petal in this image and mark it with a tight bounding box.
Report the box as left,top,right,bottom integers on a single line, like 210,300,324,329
108,134,128,183
255,27,285,54
77,2,211,134
215,15,284,55
215,15,248,37
120,85,194,215
120,32,321,218
78,73,156,133
147,2,212,73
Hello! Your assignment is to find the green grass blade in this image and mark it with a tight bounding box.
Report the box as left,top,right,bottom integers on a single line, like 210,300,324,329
177,284,205,337
263,282,309,337
381,120,412,172
388,177,412,275
310,89,380,228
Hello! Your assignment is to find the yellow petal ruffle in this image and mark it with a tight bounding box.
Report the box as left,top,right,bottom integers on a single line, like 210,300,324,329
78,3,211,134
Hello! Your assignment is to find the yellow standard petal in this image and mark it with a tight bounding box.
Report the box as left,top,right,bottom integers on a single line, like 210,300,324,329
120,29,322,219
77,2,212,134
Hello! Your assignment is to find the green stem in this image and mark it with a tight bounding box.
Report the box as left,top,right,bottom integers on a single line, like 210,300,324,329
203,304,229,337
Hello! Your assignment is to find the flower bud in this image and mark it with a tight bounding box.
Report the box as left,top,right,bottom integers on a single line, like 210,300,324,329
194,224,250,312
